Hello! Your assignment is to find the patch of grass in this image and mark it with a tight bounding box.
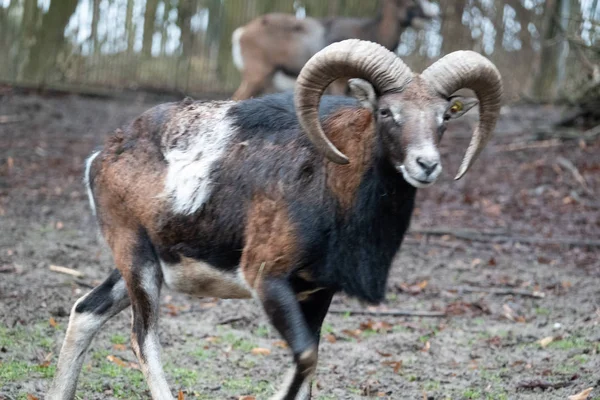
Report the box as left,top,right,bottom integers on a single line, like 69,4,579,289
485,393,509,400
534,307,551,316
424,380,441,390
219,331,257,352
193,347,215,360
570,354,589,364
221,376,272,395
0,360,56,380
170,367,198,388
321,322,334,335
254,325,270,338
548,337,590,350
110,333,128,345
462,389,481,399
79,356,146,398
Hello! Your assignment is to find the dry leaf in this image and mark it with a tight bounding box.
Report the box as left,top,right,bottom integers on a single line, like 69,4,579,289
106,355,128,368
273,340,288,349
239,396,256,400
177,390,185,400
381,360,402,373
250,347,271,356
49,317,58,328
376,350,392,357
539,336,554,348
398,280,428,295
27,394,39,400
165,303,179,316
568,387,594,400
324,334,337,343
471,258,483,267
360,320,393,333
342,329,362,339
204,336,220,343
422,341,431,352
39,352,53,368
113,344,126,351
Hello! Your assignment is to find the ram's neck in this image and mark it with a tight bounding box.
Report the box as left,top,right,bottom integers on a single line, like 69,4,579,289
317,108,418,302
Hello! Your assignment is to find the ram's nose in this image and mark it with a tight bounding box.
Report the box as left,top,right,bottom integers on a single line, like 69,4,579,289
416,157,439,177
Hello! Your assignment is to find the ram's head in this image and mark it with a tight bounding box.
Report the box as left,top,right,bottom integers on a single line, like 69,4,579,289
295,39,503,187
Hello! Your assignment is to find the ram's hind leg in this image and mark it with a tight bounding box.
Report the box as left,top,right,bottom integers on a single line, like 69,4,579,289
122,229,174,400
47,269,130,400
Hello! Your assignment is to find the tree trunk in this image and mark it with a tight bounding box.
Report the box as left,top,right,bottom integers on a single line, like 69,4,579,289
125,0,135,54
142,0,159,57
531,0,561,99
439,0,471,55
22,0,79,83
177,0,194,58
91,0,100,54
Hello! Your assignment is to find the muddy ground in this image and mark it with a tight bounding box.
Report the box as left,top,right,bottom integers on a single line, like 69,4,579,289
0,88,599,400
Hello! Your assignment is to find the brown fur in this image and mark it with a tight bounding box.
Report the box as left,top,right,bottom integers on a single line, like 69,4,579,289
323,108,376,211
241,193,298,288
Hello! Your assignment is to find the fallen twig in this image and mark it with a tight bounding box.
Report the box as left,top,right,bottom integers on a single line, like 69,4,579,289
329,308,446,318
412,229,600,248
496,139,562,152
557,156,593,195
411,228,507,237
446,285,545,299
0,115,25,124
517,379,574,391
49,265,84,278
0,265,16,273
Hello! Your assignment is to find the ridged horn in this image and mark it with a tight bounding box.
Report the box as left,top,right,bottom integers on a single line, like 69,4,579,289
295,39,413,164
421,50,503,179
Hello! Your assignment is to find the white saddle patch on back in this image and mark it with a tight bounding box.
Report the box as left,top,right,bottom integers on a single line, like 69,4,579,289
162,102,235,215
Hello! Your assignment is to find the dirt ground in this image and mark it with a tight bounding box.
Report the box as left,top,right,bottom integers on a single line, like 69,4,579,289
0,88,599,400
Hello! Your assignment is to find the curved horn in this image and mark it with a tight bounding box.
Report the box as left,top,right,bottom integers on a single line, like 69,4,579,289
421,51,503,180
295,39,413,164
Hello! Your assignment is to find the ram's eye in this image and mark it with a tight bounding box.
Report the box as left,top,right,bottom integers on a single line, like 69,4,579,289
449,100,463,114
379,108,391,118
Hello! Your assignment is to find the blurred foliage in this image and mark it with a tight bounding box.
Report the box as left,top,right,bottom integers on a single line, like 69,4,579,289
0,0,598,101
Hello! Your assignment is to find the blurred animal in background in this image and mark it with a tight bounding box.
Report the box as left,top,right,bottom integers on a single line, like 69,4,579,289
231,0,439,100
47,39,501,400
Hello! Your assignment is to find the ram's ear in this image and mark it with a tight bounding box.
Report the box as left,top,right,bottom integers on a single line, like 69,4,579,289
348,78,377,111
445,96,478,119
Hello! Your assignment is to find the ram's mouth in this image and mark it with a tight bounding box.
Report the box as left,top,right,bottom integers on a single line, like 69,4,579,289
397,165,436,188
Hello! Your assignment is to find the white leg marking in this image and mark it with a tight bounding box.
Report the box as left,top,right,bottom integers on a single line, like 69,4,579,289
83,151,101,215
133,331,174,400
270,366,311,400
162,103,236,215
232,27,245,71
47,282,130,399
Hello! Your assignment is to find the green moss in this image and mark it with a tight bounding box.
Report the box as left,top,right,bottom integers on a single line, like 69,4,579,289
0,360,56,380
548,337,590,350
110,333,128,345
462,389,481,399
